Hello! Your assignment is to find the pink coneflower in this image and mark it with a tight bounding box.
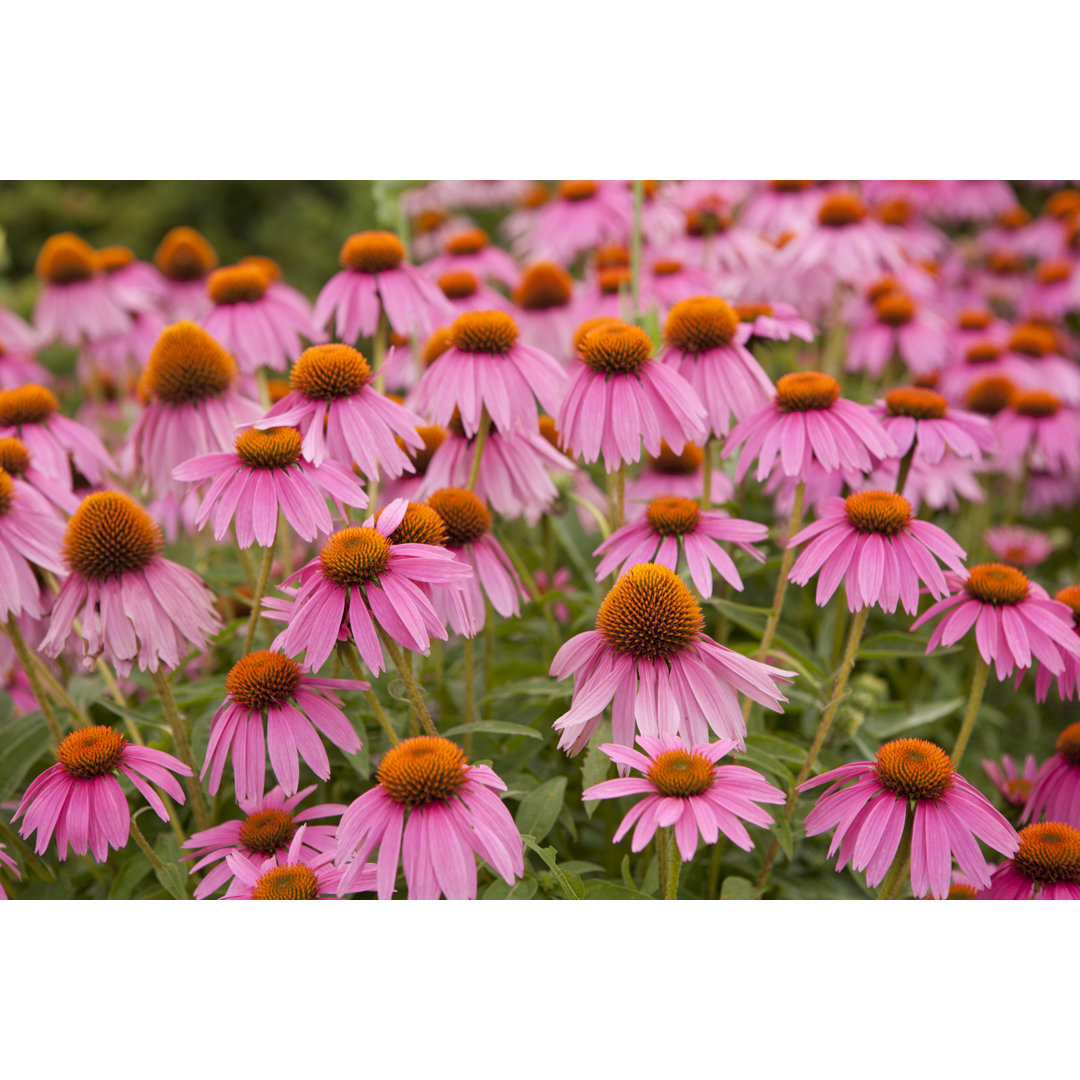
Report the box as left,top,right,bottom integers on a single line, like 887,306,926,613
121,322,262,505
945,306,1009,364
788,490,966,613
594,496,766,598
1021,258,1080,320
94,244,165,314
173,425,368,548
182,784,346,899
874,198,949,262
627,441,735,511
32,233,131,346
314,230,451,343
583,734,786,861
558,321,707,471
535,567,572,624
0,466,67,621
982,753,1039,808
426,487,525,634
670,205,772,275
153,227,219,321
0,842,20,899
980,821,1080,900
846,293,949,378
435,269,513,316
1022,721,1080,826
550,563,795,755
870,387,995,465
638,180,686,247
993,390,1080,476
910,565,1080,682
799,737,1019,898
335,735,524,900
1033,587,1080,702
13,724,191,861
733,301,816,344
725,372,897,483
928,180,1018,225
423,227,519,289
411,310,567,439
0,384,114,489
0,310,49,387
738,180,823,240
40,491,221,675
376,422,448,508
573,265,636,321
637,256,721,315
238,255,321,331
519,180,632,264
999,323,1080,405
223,825,377,899
272,498,471,674
984,525,1055,567
202,650,365,804
409,206,475,261
512,262,578,360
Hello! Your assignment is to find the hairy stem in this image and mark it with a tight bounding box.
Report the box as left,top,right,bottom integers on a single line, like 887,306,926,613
952,655,990,768
5,617,63,742
149,667,209,832
376,625,437,737
242,539,277,655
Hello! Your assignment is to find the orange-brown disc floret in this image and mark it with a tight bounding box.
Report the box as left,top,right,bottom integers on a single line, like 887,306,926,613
843,491,913,536
596,563,704,661
1045,191,1080,220
64,492,163,580
56,725,127,779
207,265,269,305
422,328,454,368
377,736,468,806
1035,259,1072,286
664,296,739,353
438,270,479,300
1054,719,1080,767
579,322,653,375
450,310,519,355
649,441,704,474
957,308,992,331
685,208,731,237
226,651,303,711
559,180,598,202
818,193,866,228
1008,324,1056,359
647,747,715,798
874,739,954,801
1012,822,1080,885
318,527,392,587
646,496,701,537
94,246,136,274
735,303,774,321
445,228,489,255
771,180,813,193
537,416,566,454
0,469,14,516
427,487,491,546
340,231,405,274
878,199,912,227
964,376,1015,415
515,263,573,310
653,258,685,277
0,438,30,478
1054,587,1080,630
885,387,948,419
239,255,282,282
380,501,448,547
290,344,372,400
413,209,448,234
595,245,631,271
1012,389,1060,417
875,293,916,327
403,425,447,474
965,341,1001,366
141,322,237,405
154,227,219,281
239,808,296,855
251,864,320,899
985,250,1025,276
598,267,632,295
234,426,302,470
998,206,1032,230
947,882,979,899
775,372,841,412
964,563,1030,605
573,316,621,357
0,385,59,427
36,233,97,284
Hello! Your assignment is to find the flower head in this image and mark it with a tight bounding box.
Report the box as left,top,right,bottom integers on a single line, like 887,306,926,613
984,526,1055,568
872,387,995,465
981,822,1080,900
982,754,1038,807
0,466,67,620
1021,722,1080,828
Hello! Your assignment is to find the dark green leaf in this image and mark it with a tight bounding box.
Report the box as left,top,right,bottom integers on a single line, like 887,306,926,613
154,861,190,901
522,835,584,900
0,711,53,803
514,777,567,841
720,876,765,900
440,720,542,740
859,632,958,659
584,880,652,900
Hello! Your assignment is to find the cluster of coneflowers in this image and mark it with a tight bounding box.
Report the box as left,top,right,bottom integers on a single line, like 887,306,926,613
1,179,1079,901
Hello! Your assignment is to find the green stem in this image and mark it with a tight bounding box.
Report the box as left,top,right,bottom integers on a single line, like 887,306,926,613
951,655,990,768
129,814,165,869
33,652,90,726
614,463,626,530
344,645,400,746
5,616,63,742
705,837,725,900
876,805,915,900
373,309,389,393
376,626,437,737
752,479,807,667
463,635,476,755
242,539,277,655
630,179,644,322
895,445,916,497
656,827,681,900
149,667,209,832
702,438,714,511
466,408,492,492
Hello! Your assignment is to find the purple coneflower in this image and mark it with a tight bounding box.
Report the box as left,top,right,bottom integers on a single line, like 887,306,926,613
153,227,219,320
984,525,1055,568
424,227,519,289
980,822,1080,900
870,386,995,465
0,842,20,899
520,180,631,264
993,389,1080,476
1022,721,1080,828
846,292,948,378
0,466,67,621
982,754,1038,808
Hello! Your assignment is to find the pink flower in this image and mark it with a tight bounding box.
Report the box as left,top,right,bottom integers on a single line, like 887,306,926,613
550,563,795,755
799,738,1019,898
980,822,1080,900
173,425,367,548
182,784,346,899
1021,722,1080,828
40,491,221,676
639,256,722,316
512,262,578,360
410,309,567,439
725,372,897,483
314,230,451,342
557,320,707,472
423,227,519,289
982,754,1039,808
272,499,472,674
202,650,367,805
594,496,766,598
583,734,786,860
788,490,966,613
846,292,948,378
739,180,823,240
626,441,734,512
0,468,67,621
519,180,632,264
535,568,571,624
434,269,513,316
1034,587,1080,702
153,227,219,321
0,306,49,387
0,841,20,899
14,724,191,861
910,564,1080,682
870,387,995,465
733,300,816,344
984,525,1055,568
335,735,524,900
992,390,1080,476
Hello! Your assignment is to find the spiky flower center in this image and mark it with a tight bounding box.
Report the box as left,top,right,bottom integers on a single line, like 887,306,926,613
649,442,704,475
56,725,127,779
404,425,447,475
646,496,701,537
0,469,14,516
875,293,915,327
964,563,1030,606
445,228,488,255
1046,190,1080,219
1054,587,1080,630
0,385,59,427
958,308,992,331
874,739,954,801
235,427,303,470
319,527,392,587
141,322,236,405
844,491,913,536
207,265,268,305
239,809,297,855
290,344,372,400
771,180,812,192
964,376,1015,416
685,209,731,237
986,250,1024,276
598,267,632,295
579,322,652,375
595,245,631,270
559,180,597,202
573,316,621,357
438,270,479,300
226,651,303,711
867,277,901,303
653,258,684,277
340,231,405,273
64,492,163,580
95,246,135,274
154,227,218,281
965,341,1001,366
1035,259,1071,285
664,296,739,353
251,864,320,900
1009,324,1055,359
998,206,1031,230
36,233,96,284
537,416,565,453
885,387,948,419
377,736,468,806
878,199,912,226
775,371,840,412
427,487,491,546
239,255,281,282
422,328,454,368
1013,390,1060,417
596,563,703,661
647,748,714,798
515,263,572,310
414,209,448,233
1013,822,1080,885
382,501,448,546
818,193,866,228
735,303,774,321
1055,720,1080,767
450,310,519,355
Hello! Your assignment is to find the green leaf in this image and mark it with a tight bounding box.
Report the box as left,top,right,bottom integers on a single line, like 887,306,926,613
507,877,539,900
863,697,965,739
0,711,53,803
620,853,635,890
720,876,765,900
514,777,567,842
440,720,542,740
859,632,958,659
522,835,584,900
745,734,809,765
581,721,612,818
773,815,794,861
154,861,190,901
109,856,153,900
482,677,568,703
584,880,653,900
